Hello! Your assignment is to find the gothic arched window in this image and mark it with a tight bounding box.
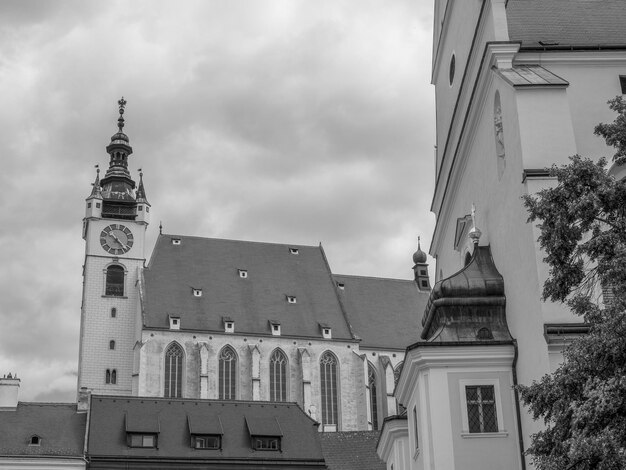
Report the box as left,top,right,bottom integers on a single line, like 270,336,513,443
164,342,184,398
219,346,237,400
320,351,339,427
368,363,379,430
270,349,287,402
105,265,125,296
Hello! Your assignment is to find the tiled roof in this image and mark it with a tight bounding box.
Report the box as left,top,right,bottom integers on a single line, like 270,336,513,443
143,235,354,340
0,403,86,456
87,396,325,464
333,275,427,349
507,0,626,48
319,431,386,470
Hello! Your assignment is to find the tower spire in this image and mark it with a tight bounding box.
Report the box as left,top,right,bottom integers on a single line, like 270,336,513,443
88,165,102,198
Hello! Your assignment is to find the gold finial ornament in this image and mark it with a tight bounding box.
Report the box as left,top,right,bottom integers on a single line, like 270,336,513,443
117,97,127,132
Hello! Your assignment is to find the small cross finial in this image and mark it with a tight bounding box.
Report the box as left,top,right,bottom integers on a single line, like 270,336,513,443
159,221,163,235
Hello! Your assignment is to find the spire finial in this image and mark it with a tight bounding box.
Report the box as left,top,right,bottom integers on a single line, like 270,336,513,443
117,97,127,132
413,235,427,264
468,203,482,245
159,221,163,235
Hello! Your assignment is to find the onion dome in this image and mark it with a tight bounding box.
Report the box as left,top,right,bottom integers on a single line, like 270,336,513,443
412,237,427,264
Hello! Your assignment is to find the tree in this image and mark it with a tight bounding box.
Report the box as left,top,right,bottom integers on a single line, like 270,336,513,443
519,96,626,470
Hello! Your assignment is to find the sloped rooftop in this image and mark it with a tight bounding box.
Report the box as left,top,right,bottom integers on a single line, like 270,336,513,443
87,396,324,464
507,0,626,48
143,235,354,340
319,431,386,470
0,402,85,457
333,274,427,349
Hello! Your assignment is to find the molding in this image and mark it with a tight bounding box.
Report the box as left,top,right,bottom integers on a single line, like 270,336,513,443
376,416,409,461
396,343,514,406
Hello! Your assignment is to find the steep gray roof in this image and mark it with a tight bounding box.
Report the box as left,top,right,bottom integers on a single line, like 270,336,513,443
333,274,427,349
87,395,325,465
507,0,626,48
143,235,354,340
0,403,86,457
319,431,386,470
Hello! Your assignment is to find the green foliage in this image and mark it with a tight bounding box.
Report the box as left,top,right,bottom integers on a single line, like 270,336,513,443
519,98,626,469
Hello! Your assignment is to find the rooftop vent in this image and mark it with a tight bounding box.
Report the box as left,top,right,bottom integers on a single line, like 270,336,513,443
289,247,299,255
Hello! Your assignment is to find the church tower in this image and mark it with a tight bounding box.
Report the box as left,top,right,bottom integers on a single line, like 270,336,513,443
77,98,150,396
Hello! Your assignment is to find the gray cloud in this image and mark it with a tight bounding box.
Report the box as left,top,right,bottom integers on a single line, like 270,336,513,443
0,0,435,401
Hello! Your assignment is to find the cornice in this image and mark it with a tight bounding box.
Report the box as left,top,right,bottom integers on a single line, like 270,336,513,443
377,417,409,461
515,49,626,66
396,343,514,405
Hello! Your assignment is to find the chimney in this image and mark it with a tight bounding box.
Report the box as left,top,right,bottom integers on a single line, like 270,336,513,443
77,387,91,412
0,373,20,410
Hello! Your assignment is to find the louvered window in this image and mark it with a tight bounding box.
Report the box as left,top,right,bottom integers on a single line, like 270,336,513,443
164,343,184,398
270,349,287,401
219,346,237,400
320,352,338,426
105,265,124,296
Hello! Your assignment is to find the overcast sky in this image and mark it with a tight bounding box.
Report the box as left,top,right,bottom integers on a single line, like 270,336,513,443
0,0,436,402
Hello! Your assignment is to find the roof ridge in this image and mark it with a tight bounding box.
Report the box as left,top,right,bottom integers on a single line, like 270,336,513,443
159,233,321,249
333,273,414,283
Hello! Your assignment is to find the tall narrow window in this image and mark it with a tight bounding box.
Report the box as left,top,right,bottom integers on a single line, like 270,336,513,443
111,369,117,384
413,406,419,450
394,362,406,415
105,265,125,296
466,385,498,433
320,351,338,427
269,349,287,402
219,346,237,400
164,343,184,398
368,363,378,430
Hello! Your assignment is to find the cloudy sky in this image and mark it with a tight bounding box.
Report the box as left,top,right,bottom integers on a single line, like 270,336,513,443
0,0,436,401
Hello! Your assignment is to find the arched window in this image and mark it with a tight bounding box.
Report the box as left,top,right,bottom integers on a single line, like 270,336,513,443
219,346,237,400
164,343,184,398
105,265,125,296
105,368,117,384
320,351,338,427
111,369,117,384
109,340,115,350
368,363,379,430
269,349,287,402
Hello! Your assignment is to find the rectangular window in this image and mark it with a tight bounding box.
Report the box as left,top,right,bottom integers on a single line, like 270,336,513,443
620,75,626,94
254,436,281,451
466,385,498,433
128,433,157,448
192,435,221,449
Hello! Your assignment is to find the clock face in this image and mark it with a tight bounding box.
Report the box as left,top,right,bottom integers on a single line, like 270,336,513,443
100,224,134,255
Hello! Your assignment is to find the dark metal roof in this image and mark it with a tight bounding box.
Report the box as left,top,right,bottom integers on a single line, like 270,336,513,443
496,65,569,88
319,431,385,470
0,402,86,457
507,0,626,49
333,274,428,349
421,245,510,342
87,396,324,464
143,235,354,340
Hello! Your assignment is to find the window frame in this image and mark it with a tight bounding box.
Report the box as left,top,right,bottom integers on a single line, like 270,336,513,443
367,362,379,430
191,434,221,450
458,378,506,437
319,351,339,430
164,342,184,398
104,264,126,297
127,433,158,448
253,436,281,451
269,349,288,402
219,345,237,400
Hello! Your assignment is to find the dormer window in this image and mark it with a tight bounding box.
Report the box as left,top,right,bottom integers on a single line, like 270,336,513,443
336,282,345,290
223,317,235,333
193,288,203,297
246,416,282,452
269,321,281,336
172,238,181,245
320,323,332,339
192,434,221,449
255,436,281,450
289,247,299,255
29,435,41,446
169,315,181,330
287,295,297,304
238,269,248,279
128,433,157,448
